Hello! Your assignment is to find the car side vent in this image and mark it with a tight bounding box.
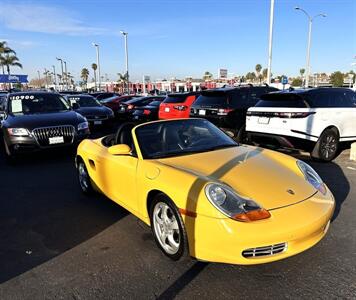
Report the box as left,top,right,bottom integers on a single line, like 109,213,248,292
242,243,287,258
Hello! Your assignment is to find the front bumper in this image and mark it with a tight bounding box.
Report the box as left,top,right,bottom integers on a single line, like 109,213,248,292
4,130,89,153
184,189,335,265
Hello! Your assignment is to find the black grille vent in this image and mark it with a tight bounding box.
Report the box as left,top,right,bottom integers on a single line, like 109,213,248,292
32,125,75,147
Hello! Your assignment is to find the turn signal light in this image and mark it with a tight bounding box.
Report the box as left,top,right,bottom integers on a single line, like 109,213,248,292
233,209,271,222
128,105,134,110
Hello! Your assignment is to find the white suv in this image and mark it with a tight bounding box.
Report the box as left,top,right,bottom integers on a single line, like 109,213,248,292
246,88,356,161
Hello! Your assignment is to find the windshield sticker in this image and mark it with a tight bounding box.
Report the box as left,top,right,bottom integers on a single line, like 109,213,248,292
11,99,23,113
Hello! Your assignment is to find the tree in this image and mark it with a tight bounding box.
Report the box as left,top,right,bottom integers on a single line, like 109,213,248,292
291,78,303,87
299,68,305,78
262,68,268,80
255,64,262,75
81,68,89,89
246,72,256,82
330,71,344,87
0,41,16,74
203,71,213,80
91,63,97,90
1,50,22,75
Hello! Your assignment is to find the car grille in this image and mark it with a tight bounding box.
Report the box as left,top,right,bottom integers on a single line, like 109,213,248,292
242,243,287,258
32,125,75,147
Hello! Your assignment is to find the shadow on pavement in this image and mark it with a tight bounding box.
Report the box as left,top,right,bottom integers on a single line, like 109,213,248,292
0,133,128,284
157,262,208,299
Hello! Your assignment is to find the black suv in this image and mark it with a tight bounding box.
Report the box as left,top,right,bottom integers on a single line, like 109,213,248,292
1,92,90,158
190,86,278,139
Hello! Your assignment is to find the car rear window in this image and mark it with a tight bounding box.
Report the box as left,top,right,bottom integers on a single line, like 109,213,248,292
256,93,309,108
303,90,356,108
163,95,188,104
193,93,228,107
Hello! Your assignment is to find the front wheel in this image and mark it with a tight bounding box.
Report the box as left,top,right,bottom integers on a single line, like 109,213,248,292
311,128,339,162
149,194,189,260
77,160,94,194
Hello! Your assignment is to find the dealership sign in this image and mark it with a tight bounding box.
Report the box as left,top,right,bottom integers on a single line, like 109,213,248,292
219,69,228,79
0,74,28,83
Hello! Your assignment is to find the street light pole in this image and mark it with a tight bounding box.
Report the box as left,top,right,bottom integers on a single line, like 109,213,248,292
63,61,68,90
120,30,129,94
37,70,41,88
295,7,326,88
56,57,64,91
92,43,101,92
52,65,57,90
267,0,275,85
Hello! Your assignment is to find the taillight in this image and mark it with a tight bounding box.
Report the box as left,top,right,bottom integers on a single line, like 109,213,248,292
173,105,188,111
274,112,315,118
217,108,234,116
143,109,151,115
127,105,134,110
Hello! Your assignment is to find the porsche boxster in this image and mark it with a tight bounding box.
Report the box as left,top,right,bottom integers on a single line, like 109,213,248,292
75,118,335,264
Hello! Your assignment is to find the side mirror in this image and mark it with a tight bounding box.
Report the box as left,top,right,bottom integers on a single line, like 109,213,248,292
72,102,80,110
108,144,131,155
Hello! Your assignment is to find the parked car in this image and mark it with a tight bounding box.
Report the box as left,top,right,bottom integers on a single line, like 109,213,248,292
0,92,7,122
159,92,200,120
101,95,140,115
131,100,164,122
66,94,114,127
91,92,120,101
1,92,90,159
117,96,165,120
76,118,334,264
246,88,356,161
190,86,278,140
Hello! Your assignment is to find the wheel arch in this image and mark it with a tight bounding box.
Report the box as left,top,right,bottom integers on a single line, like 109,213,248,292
146,189,168,221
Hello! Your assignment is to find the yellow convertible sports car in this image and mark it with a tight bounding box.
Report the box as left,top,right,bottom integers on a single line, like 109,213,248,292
76,118,335,265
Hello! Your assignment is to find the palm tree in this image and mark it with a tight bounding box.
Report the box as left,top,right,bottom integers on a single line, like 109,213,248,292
299,68,305,77
2,53,22,75
255,64,262,83
203,71,213,80
91,63,97,90
117,72,128,93
0,42,17,74
81,68,89,89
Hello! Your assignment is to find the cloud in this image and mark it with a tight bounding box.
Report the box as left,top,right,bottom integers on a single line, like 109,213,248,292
0,3,107,36
0,38,38,49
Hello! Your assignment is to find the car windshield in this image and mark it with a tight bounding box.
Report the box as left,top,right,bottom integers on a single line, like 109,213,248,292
163,95,188,104
68,96,101,107
135,119,237,159
100,96,120,103
9,94,70,115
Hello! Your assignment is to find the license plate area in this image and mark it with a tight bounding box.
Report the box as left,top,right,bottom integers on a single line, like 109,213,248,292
49,136,64,144
199,109,206,116
258,117,270,124
94,120,102,125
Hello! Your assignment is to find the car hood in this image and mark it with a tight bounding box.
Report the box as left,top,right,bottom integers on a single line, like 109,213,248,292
75,106,112,116
4,111,85,130
157,145,316,210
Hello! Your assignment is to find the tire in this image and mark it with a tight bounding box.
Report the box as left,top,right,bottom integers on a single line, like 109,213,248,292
77,159,94,194
149,193,189,261
236,125,247,143
311,128,339,162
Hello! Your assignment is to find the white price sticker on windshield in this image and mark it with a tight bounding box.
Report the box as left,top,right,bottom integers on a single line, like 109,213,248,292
11,99,23,113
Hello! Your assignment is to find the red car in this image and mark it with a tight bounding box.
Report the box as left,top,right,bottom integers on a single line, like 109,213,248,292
100,95,140,115
159,92,199,119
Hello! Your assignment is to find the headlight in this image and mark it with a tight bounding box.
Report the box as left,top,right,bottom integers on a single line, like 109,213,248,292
7,128,29,136
205,183,270,222
297,160,326,195
78,121,89,131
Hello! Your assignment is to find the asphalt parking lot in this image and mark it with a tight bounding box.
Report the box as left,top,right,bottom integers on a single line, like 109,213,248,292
0,129,355,299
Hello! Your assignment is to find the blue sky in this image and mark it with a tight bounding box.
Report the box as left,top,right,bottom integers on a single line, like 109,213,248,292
0,0,355,82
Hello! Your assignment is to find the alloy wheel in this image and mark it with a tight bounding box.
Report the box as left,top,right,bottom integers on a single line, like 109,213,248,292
152,202,180,255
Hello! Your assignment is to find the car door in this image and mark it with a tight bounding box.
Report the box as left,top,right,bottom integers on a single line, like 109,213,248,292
101,150,139,213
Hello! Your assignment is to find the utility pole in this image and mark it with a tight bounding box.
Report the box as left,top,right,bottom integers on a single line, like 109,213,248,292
267,0,275,85
120,30,129,94
92,43,101,91
52,65,57,90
